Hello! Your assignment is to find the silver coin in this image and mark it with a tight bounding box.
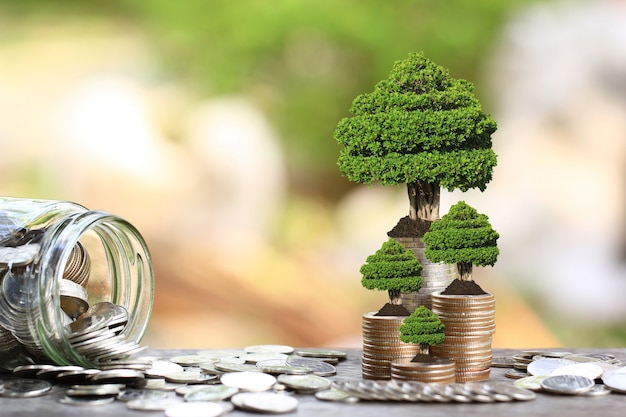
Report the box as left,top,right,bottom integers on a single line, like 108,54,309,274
36,365,84,380
184,385,239,402
285,357,336,376
244,344,294,355
164,371,217,384
256,358,288,368
241,353,288,364
295,349,348,359
315,388,358,402
0,379,52,398
127,398,182,411
214,362,262,373
135,378,185,391
491,356,515,368
603,373,626,394
504,369,529,379
66,384,122,397
514,376,547,391
277,374,331,392
527,358,576,376
144,360,184,378
59,395,115,406
258,365,313,375
220,371,276,392
0,243,40,267
169,355,213,366
88,369,145,384
12,364,55,378
165,401,226,417
581,384,612,397
59,279,89,319
550,362,603,380
540,375,594,394
117,389,168,402
56,369,101,384
233,392,298,413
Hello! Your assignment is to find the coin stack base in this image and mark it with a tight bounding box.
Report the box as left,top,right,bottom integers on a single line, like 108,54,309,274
362,313,419,380
390,357,456,384
394,237,456,311
430,292,495,382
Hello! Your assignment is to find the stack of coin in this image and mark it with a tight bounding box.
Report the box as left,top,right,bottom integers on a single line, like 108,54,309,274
63,242,90,287
390,358,456,383
430,292,495,382
362,312,420,380
395,237,456,311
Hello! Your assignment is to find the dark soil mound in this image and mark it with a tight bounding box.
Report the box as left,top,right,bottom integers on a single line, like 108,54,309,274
375,303,410,316
411,354,438,363
387,216,432,238
441,279,487,295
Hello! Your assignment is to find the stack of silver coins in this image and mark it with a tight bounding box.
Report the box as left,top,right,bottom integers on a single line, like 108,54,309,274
362,313,419,380
390,357,456,383
430,292,495,382
394,237,456,311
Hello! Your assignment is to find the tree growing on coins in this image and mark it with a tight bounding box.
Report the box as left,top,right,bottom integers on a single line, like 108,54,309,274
360,239,422,312
334,52,497,225
399,306,445,356
423,201,499,282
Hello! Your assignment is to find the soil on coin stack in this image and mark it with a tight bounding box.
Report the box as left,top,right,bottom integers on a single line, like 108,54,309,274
387,216,433,238
375,303,411,316
410,354,438,363
441,279,487,295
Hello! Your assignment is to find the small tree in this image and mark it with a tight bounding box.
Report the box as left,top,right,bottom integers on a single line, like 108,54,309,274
399,306,445,355
423,201,499,282
360,239,422,307
335,52,497,224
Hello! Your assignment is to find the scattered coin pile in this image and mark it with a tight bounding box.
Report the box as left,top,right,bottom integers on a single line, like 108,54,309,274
395,237,456,311
361,313,420,379
0,345,353,415
332,379,535,402
390,357,456,383
430,292,495,382
496,350,626,396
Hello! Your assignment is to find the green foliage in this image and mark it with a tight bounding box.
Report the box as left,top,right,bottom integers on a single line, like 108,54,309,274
399,305,445,346
335,52,497,192
360,239,422,293
423,201,499,266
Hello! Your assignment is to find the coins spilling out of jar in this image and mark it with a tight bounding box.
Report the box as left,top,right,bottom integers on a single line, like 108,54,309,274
0,240,145,367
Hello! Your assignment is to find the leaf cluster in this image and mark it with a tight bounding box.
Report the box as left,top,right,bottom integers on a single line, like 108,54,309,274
423,201,499,266
360,239,423,293
335,52,497,191
399,305,445,345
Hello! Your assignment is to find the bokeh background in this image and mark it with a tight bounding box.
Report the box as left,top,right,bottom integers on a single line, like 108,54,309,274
1,0,625,349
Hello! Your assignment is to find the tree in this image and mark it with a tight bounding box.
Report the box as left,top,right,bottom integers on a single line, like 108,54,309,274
399,305,445,355
423,201,499,281
335,52,497,223
360,239,422,307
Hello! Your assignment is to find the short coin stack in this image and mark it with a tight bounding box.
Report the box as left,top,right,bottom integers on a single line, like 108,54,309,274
430,292,495,382
390,357,456,383
362,313,420,380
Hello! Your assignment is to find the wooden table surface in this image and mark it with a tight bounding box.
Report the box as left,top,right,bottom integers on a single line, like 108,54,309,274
1,347,625,417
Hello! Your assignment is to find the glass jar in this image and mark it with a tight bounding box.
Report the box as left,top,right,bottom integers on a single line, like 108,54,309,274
0,197,154,369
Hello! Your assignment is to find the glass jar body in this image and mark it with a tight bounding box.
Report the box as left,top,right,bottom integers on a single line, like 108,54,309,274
0,197,154,369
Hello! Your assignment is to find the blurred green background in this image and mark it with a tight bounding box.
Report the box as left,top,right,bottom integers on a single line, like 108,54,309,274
2,0,626,348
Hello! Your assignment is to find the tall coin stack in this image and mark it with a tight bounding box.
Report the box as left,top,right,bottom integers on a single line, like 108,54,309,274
362,313,420,380
394,237,456,311
429,292,495,382
390,357,456,383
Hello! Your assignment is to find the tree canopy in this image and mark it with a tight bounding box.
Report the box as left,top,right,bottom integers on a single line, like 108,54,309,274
399,305,445,347
335,52,497,192
423,200,499,280
360,239,422,303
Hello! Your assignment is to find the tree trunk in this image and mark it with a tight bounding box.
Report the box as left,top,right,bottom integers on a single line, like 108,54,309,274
407,180,440,221
457,262,473,281
388,289,401,305
419,343,430,355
